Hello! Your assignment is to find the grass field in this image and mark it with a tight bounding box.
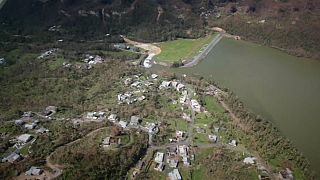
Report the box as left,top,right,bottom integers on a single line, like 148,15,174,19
155,34,216,62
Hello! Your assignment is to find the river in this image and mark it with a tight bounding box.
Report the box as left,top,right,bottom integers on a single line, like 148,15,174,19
175,38,320,171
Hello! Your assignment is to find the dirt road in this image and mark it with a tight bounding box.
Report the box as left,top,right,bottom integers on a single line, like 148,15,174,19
123,37,161,55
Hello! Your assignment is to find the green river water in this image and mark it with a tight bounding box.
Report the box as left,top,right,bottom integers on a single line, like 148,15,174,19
176,38,320,171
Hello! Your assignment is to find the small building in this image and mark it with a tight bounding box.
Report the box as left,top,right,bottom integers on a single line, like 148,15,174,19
129,116,141,127
176,131,184,139
102,137,111,147
108,114,118,122
176,84,185,92
17,134,33,143
15,119,25,126
154,162,165,172
44,106,58,116
168,169,182,180
118,120,128,128
182,156,191,166
146,123,159,134
177,145,188,157
229,139,237,147
24,123,37,130
25,166,43,176
208,135,218,143
171,81,178,89
22,111,33,117
167,158,178,168
159,81,171,89
154,152,164,163
36,128,49,134
191,99,202,112
2,152,21,163
243,157,256,165
151,74,158,79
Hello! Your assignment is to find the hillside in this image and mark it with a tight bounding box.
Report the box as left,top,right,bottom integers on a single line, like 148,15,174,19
0,0,319,59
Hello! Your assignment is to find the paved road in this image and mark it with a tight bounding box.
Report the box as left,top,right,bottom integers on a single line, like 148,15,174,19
183,32,224,67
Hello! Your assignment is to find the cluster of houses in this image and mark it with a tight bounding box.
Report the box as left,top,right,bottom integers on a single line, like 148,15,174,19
153,145,192,180
158,79,203,113
83,54,104,69
118,74,159,105
37,48,58,59
2,134,34,163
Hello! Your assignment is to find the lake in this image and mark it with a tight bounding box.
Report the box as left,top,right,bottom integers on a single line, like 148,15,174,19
176,38,320,171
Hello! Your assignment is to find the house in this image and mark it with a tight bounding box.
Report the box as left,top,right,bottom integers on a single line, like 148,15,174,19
108,114,118,122
167,158,178,168
143,54,155,68
176,84,185,91
17,134,33,143
36,128,49,134
154,162,165,172
151,74,158,79
229,139,237,147
208,135,218,143
171,81,178,89
154,152,164,163
15,119,25,126
177,145,188,157
243,157,256,165
44,106,58,116
129,116,141,127
87,112,98,119
22,111,33,117
146,123,159,134
24,123,37,130
182,156,191,166
118,120,128,128
137,96,146,101
102,137,111,147
176,131,184,139
191,99,202,112
159,81,171,89
25,166,43,176
0,57,5,64
2,152,21,163
168,169,182,180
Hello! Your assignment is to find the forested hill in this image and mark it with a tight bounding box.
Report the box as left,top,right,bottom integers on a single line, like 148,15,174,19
0,0,319,59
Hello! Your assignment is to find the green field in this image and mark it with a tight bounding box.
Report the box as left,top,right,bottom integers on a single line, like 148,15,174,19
155,34,216,62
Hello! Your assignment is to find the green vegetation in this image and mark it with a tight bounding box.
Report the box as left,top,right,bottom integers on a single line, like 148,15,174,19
156,34,216,62
191,147,259,180
203,96,224,113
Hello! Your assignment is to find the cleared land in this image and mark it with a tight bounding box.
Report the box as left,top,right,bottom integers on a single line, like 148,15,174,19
155,34,216,63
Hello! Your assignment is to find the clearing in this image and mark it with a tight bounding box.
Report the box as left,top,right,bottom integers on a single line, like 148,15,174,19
155,34,216,63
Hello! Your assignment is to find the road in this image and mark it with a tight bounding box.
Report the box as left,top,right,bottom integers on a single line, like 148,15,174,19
183,32,224,67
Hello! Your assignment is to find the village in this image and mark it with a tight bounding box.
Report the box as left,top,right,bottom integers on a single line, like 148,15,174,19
0,34,298,180
0,67,280,179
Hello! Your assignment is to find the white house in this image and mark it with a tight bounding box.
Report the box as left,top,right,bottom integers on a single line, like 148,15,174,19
154,152,164,163
17,134,33,143
168,169,182,180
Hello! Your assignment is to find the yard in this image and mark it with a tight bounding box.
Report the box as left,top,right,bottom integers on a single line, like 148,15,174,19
155,34,216,63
